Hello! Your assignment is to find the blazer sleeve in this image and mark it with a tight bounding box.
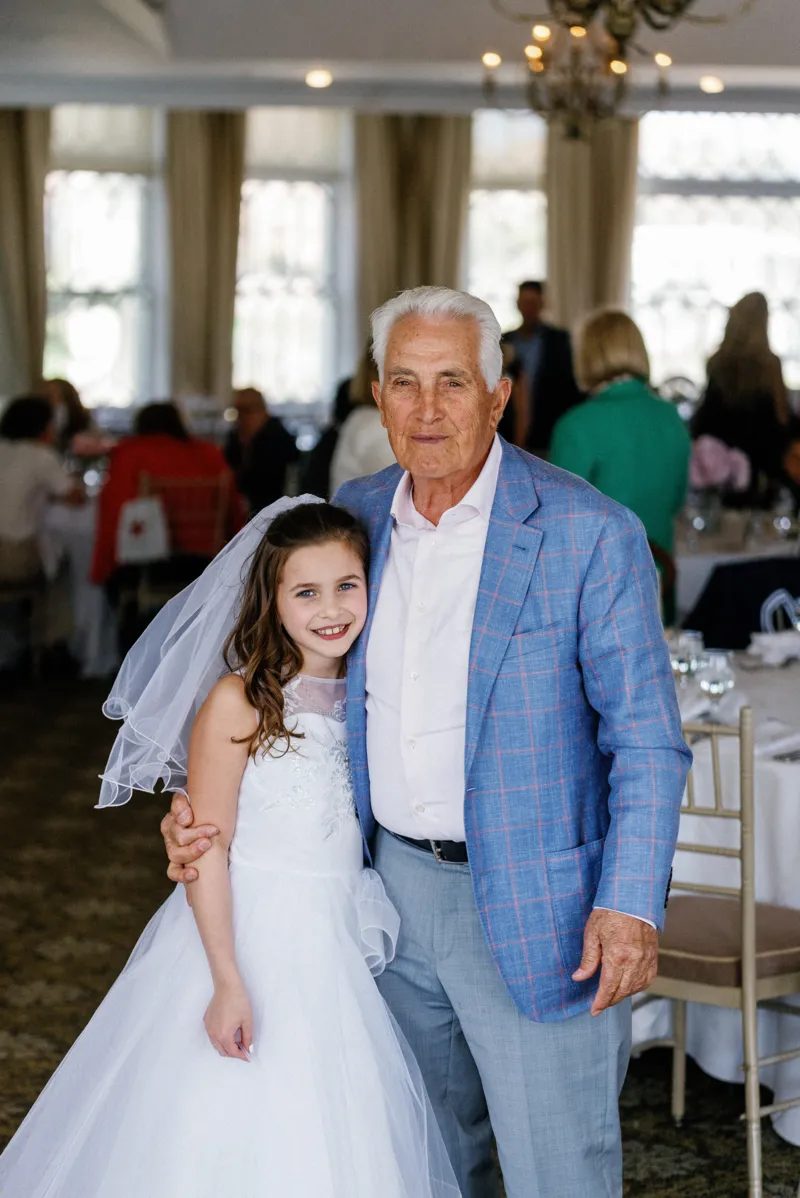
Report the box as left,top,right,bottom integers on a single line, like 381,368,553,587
577,504,691,928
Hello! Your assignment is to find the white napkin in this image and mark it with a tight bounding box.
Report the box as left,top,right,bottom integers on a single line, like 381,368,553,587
677,685,745,724
747,631,800,668
754,717,800,760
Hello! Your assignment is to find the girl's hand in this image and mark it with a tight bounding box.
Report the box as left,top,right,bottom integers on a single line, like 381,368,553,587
204,980,254,1062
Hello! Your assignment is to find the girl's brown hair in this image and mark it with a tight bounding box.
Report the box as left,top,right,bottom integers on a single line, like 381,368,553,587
223,502,369,756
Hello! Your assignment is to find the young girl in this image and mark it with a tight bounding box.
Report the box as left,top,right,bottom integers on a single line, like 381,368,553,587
0,499,459,1198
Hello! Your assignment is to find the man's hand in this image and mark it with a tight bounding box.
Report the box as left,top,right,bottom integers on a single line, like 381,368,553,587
572,908,658,1016
161,792,220,884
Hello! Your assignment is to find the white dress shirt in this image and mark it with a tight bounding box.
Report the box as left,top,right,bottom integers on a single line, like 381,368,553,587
365,436,502,841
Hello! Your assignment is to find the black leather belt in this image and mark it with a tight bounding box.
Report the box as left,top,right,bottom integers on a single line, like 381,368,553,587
391,832,469,864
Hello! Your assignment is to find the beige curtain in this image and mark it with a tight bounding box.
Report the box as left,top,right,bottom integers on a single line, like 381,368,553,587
167,110,245,403
546,117,639,331
355,114,472,340
0,108,51,394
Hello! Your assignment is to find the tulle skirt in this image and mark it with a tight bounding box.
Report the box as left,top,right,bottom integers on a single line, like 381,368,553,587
0,865,459,1197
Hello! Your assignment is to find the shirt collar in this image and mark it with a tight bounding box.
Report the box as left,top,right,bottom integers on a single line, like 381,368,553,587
391,434,502,531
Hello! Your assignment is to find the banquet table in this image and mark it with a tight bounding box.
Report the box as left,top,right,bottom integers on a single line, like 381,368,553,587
39,502,118,679
632,660,800,1145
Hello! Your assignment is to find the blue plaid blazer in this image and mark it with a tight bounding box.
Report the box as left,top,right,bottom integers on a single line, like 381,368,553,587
335,439,691,1022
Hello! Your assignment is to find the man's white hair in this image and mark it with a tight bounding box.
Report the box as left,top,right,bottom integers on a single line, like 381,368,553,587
370,286,503,391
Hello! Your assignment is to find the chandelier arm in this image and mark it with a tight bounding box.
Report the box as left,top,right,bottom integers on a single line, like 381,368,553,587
676,0,759,26
488,0,554,25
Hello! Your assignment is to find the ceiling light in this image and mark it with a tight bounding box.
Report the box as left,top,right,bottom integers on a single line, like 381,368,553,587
654,52,672,68
305,69,333,89
569,25,588,38
532,24,551,40
699,74,725,94
525,44,543,59
482,51,502,68
609,59,627,75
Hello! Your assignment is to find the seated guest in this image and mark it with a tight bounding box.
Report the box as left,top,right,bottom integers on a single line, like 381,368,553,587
550,309,691,555
91,401,244,588
500,280,583,455
329,351,393,492
42,377,91,455
300,350,366,498
0,396,83,584
224,387,299,514
692,292,800,503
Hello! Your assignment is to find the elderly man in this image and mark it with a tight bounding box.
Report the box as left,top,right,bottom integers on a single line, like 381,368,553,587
164,287,690,1197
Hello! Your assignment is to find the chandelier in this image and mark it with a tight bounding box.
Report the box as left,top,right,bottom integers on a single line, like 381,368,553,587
482,0,758,138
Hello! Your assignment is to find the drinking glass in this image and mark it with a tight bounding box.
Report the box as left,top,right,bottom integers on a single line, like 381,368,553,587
669,631,705,689
697,651,736,720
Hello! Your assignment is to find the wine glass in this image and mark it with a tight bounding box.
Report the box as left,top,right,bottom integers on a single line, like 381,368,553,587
669,631,705,689
697,651,736,720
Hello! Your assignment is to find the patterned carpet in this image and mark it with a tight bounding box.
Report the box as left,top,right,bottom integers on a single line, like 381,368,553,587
1,678,799,1196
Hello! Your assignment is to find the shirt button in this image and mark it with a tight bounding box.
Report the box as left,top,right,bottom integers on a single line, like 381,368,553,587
415,804,426,814
417,601,427,612
407,738,416,750
410,671,419,681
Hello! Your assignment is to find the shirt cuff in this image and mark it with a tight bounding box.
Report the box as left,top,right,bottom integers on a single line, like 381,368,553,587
593,905,656,931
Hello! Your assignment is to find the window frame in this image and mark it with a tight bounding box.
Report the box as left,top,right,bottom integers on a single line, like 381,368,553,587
44,107,169,408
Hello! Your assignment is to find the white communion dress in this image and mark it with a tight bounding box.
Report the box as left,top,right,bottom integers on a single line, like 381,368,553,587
0,676,459,1198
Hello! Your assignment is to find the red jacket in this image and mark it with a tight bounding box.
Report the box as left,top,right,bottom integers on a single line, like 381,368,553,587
91,434,245,584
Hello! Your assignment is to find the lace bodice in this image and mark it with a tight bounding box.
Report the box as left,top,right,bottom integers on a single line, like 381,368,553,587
229,675,362,877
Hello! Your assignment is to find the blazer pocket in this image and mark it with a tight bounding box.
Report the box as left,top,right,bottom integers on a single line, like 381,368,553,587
545,837,605,975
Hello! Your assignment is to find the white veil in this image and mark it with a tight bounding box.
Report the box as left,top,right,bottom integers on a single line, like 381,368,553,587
97,495,324,808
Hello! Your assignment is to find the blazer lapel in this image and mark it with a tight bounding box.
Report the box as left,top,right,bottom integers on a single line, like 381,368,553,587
465,444,542,778
347,490,394,832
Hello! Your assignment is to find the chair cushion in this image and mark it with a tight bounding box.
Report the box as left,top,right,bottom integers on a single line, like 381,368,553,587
658,896,800,987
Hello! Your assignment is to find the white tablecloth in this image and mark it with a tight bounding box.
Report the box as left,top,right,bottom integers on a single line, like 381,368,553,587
676,540,799,621
633,662,800,1144
40,503,119,679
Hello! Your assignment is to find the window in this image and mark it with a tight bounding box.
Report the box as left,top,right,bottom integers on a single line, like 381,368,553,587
466,111,547,333
631,112,800,389
233,108,354,409
44,105,167,407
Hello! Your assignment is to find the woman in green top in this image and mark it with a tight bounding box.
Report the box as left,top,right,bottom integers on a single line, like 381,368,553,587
550,309,690,555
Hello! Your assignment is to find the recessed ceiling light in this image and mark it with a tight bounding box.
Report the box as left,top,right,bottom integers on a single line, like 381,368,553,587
532,24,551,40
525,44,543,59
699,74,725,94
306,69,333,89
482,51,502,68
570,25,588,38
610,59,628,75
654,52,672,68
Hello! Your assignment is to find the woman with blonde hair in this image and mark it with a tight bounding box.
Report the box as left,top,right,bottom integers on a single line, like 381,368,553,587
692,291,799,497
550,308,690,554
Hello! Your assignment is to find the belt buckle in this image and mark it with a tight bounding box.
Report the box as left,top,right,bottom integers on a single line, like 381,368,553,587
430,840,445,863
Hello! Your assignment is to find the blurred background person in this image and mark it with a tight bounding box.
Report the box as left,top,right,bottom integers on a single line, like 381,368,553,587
0,396,84,585
501,279,582,456
692,292,800,504
329,350,393,491
300,346,373,497
224,387,299,514
41,377,91,455
550,309,691,557
92,401,244,596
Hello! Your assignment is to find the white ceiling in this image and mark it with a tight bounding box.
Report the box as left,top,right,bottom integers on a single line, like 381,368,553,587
0,0,797,108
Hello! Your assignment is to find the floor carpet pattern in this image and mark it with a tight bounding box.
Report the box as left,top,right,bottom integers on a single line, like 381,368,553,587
1,679,799,1196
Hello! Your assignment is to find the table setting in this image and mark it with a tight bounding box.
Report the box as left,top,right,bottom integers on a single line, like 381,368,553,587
633,629,800,1144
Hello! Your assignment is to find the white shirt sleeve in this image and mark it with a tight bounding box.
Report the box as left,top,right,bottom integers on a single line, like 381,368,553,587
37,446,73,499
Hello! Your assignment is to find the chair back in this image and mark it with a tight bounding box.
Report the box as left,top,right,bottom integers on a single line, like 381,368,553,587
677,708,756,993
138,472,229,559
